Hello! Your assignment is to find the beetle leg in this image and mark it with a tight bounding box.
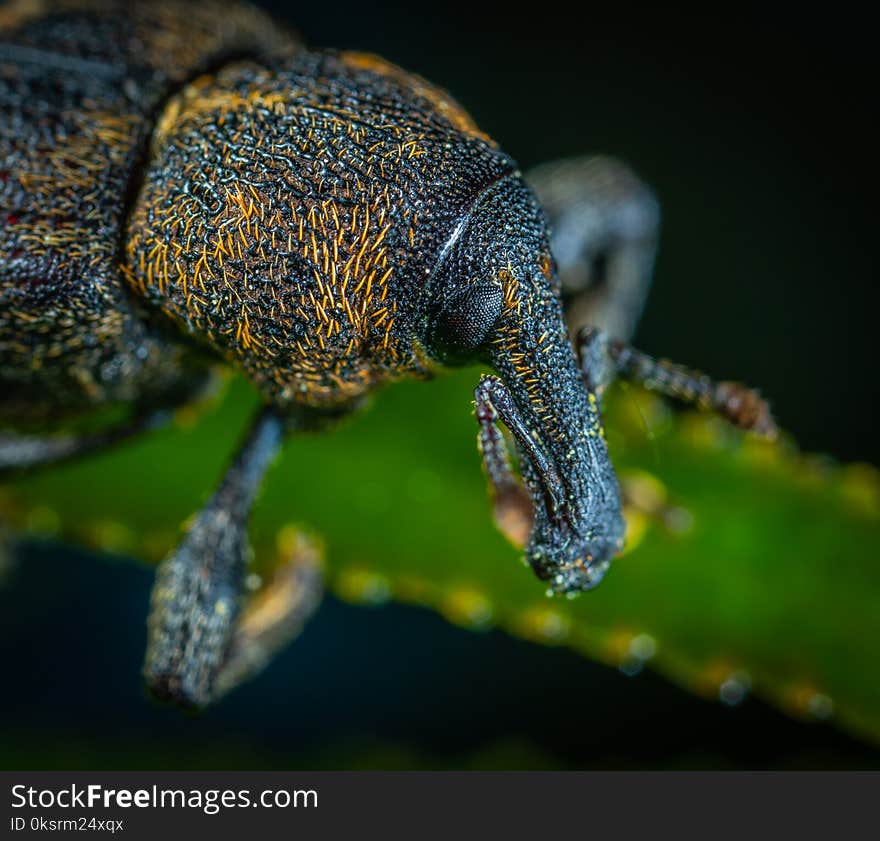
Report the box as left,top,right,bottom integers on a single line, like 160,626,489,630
577,326,777,437
212,530,323,701
526,155,660,342
144,406,322,708
0,409,172,476
474,375,565,546
475,381,532,548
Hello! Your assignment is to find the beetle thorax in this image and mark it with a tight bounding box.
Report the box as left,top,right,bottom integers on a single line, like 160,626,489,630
124,49,513,410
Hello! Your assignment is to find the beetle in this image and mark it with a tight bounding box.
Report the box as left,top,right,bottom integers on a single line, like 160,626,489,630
0,0,774,708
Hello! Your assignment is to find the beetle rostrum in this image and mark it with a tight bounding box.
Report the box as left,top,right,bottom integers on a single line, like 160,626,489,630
420,175,624,591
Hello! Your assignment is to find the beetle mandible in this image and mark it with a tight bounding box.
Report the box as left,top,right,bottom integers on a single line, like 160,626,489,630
0,0,775,707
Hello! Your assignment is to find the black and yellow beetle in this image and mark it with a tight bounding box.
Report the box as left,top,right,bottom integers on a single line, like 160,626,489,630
0,0,774,707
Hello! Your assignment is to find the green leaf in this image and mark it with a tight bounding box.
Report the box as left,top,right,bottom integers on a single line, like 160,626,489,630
2,371,878,743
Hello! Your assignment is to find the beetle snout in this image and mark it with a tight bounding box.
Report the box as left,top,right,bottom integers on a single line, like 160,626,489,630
486,305,626,595
527,528,618,594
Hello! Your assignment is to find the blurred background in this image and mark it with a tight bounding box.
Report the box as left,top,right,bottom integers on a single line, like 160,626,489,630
1,1,877,768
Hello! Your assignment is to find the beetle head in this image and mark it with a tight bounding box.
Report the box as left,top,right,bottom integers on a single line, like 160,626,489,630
419,175,625,593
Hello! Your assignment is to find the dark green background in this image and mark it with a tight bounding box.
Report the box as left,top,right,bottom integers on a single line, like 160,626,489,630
1,1,876,769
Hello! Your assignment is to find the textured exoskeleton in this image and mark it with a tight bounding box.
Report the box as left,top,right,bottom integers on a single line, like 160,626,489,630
0,0,774,707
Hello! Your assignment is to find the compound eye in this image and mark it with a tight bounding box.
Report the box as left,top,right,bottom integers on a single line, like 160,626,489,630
428,282,504,362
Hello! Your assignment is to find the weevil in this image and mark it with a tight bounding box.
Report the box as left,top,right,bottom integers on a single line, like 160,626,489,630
0,0,775,708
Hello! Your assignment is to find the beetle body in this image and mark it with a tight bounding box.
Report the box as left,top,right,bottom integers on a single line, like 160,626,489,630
0,1,772,706
2,0,620,580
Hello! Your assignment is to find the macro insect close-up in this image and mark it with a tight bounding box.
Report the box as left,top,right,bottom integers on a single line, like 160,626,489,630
1,0,877,771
